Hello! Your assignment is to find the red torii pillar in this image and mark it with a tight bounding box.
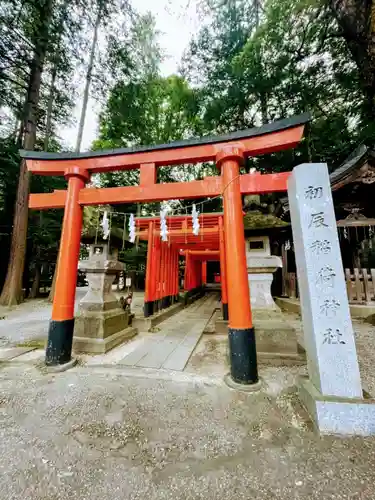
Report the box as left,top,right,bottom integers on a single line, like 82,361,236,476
218,146,258,386
46,167,90,366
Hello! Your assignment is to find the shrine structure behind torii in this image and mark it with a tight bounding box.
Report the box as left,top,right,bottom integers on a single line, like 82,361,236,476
22,112,310,387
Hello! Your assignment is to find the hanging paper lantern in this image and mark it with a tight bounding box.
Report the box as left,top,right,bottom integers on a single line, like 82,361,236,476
343,227,348,239
101,210,110,240
129,214,136,243
160,209,168,242
192,204,200,236
285,240,291,251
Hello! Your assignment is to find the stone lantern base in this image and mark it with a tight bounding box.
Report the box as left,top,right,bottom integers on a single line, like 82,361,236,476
73,309,137,354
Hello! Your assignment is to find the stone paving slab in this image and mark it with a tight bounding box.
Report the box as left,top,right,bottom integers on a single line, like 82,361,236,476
119,295,217,371
0,347,36,361
137,336,183,369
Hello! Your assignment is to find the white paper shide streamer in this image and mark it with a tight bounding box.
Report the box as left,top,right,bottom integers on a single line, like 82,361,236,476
192,204,200,236
129,214,136,243
160,209,168,242
101,210,110,240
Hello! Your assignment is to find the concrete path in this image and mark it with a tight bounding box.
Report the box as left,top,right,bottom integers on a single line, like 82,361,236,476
120,293,220,371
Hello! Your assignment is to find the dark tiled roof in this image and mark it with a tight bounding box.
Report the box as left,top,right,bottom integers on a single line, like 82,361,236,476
329,144,368,185
280,145,371,213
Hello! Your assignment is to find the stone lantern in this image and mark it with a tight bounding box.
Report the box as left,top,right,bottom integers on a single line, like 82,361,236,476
246,235,282,310
73,242,137,354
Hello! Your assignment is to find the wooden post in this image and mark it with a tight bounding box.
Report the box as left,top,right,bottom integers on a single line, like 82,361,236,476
46,167,90,366
281,242,288,297
218,146,258,386
354,268,362,303
219,216,228,320
154,237,161,312
184,251,190,292
202,261,207,286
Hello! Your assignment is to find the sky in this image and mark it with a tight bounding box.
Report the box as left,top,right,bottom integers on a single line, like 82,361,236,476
61,0,200,151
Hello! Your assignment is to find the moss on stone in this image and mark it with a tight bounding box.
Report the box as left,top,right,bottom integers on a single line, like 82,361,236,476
16,339,45,349
243,210,289,230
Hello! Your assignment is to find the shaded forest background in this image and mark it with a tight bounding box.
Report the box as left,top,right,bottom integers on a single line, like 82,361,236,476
0,0,374,304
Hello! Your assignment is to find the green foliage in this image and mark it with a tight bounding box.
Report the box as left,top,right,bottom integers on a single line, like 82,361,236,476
183,0,375,171
96,75,202,147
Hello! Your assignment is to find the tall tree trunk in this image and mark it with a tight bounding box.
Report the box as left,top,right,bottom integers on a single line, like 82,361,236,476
44,67,57,151
330,0,375,118
0,0,54,306
29,264,41,298
75,5,101,152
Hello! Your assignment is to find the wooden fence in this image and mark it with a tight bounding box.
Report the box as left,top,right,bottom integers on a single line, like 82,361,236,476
284,272,299,299
345,269,375,303
283,269,375,304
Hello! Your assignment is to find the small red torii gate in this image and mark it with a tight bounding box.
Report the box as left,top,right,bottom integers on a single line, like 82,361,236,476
22,113,309,387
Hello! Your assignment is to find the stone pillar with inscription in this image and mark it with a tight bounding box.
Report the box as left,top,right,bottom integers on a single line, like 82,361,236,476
289,163,375,436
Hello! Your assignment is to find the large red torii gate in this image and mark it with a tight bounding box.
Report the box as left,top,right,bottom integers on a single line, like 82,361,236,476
22,113,310,387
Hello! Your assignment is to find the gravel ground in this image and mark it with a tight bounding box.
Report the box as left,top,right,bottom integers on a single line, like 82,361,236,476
0,289,145,347
0,364,375,499
0,297,375,498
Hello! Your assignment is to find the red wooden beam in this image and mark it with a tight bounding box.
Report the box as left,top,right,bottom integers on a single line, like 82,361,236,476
28,172,290,210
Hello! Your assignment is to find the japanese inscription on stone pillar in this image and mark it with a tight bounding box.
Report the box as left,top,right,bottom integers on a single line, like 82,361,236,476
288,163,362,398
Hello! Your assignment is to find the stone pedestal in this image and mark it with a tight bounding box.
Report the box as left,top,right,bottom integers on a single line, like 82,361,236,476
246,236,281,310
73,243,137,354
215,308,304,364
243,235,302,362
289,163,375,435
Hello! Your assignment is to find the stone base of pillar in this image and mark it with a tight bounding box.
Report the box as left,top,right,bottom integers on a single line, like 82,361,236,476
224,373,262,392
215,309,305,364
251,309,301,358
298,376,375,436
73,307,137,354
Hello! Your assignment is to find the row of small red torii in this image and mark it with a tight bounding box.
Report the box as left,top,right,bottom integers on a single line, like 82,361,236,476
22,112,310,386
136,214,226,318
